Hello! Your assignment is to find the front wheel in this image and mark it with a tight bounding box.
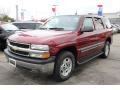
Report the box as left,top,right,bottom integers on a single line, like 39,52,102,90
53,51,75,82
101,41,110,58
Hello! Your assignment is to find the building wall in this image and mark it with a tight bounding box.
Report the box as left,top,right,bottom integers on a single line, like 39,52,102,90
103,12,120,18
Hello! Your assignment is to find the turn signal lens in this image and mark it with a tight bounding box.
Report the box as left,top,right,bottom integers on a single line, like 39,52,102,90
30,53,50,59
40,53,50,59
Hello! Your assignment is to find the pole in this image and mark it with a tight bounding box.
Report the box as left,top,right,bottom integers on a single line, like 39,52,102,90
16,5,19,21
21,12,24,21
21,9,26,21
55,10,56,16
75,10,77,15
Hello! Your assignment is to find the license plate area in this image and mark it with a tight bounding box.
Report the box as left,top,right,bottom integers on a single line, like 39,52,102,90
9,58,16,67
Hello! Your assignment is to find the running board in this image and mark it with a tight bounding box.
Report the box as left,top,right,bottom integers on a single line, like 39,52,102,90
77,52,103,65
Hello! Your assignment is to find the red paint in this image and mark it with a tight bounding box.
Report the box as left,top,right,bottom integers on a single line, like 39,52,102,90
8,15,112,61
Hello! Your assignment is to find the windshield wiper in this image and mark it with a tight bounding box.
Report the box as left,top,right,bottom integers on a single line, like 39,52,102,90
39,27,64,31
49,27,64,30
39,28,48,30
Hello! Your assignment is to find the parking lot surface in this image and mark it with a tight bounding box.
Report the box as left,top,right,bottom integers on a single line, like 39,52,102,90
0,34,120,85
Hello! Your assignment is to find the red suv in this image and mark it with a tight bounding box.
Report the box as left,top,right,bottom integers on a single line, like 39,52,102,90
4,15,112,81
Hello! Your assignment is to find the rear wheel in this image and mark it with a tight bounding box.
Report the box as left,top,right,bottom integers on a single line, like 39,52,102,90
53,51,75,81
101,41,110,58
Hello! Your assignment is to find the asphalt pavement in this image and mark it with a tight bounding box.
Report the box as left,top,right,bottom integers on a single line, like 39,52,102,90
0,34,120,85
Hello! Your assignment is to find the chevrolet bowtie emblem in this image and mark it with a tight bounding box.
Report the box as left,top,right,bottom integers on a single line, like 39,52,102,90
12,46,18,51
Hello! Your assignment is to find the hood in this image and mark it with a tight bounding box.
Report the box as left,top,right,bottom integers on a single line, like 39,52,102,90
9,30,74,45
18,30,72,38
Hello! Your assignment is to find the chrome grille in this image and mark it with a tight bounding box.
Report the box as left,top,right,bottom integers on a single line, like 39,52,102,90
9,47,29,56
8,41,30,56
9,41,30,49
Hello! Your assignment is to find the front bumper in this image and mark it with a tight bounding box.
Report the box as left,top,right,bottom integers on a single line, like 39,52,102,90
4,49,55,64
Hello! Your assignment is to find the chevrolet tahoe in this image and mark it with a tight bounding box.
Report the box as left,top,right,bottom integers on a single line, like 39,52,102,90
4,15,112,81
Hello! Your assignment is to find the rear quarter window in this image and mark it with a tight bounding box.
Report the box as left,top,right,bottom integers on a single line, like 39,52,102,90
103,18,112,29
94,17,104,30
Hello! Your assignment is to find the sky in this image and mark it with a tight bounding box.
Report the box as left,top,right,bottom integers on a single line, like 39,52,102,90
0,0,120,20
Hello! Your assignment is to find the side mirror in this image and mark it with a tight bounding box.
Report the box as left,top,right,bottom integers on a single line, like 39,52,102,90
81,26,93,32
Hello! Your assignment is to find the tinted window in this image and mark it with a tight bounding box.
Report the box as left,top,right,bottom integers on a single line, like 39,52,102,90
13,23,41,29
94,17,104,30
1,24,19,31
36,23,42,29
40,15,80,31
83,18,94,30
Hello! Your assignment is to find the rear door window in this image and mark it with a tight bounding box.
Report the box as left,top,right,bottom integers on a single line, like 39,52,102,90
103,18,112,29
94,17,104,30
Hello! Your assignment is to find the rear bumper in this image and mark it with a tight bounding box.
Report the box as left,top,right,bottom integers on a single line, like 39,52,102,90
4,49,55,64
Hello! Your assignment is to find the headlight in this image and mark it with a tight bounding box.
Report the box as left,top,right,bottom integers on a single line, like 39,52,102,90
31,44,49,51
30,44,50,58
7,39,10,46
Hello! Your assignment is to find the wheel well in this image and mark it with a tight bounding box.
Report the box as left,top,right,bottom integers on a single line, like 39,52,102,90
106,37,111,44
57,46,78,61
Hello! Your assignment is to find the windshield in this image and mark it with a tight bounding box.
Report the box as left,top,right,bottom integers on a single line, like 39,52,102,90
1,24,19,31
40,15,80,31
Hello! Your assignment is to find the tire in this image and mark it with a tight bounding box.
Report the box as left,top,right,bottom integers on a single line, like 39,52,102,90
0,44,4,51
0,43,6,50
101,41,110,58
53,51,75,82
0,40,6,50
118,30,120,33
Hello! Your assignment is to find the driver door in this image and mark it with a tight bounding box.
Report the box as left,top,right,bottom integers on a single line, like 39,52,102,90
77,17,99,63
